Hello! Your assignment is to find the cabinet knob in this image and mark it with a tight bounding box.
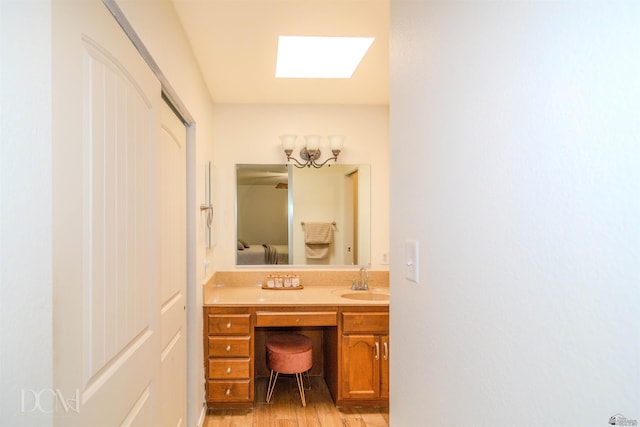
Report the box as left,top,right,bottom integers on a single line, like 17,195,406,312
375,342,380,360
226,322,232,329
225,388,231,396
226,345,232,352
383,342,389,361
226,367,232,374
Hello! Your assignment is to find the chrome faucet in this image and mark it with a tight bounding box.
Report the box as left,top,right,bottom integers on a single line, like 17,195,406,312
352,266,369,290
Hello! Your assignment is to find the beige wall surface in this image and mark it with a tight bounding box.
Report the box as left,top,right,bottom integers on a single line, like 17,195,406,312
237,184,288,245
212,103,389,271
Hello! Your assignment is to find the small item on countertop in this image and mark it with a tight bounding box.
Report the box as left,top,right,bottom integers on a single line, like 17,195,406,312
261,273,303,290
266,275,275,288
275,275,284,288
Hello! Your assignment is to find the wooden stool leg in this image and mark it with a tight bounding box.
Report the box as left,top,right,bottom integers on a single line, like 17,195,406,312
266,370,279,403
295,372,307,407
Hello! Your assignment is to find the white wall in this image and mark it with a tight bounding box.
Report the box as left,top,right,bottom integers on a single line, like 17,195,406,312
0,2,54,426
212,103,389,271
390,1,639,426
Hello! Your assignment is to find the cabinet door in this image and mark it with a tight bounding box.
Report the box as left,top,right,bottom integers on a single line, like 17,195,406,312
342,334,380,399
380,335,389,399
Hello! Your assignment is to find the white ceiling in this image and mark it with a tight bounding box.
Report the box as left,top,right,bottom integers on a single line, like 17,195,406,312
171,0,389,105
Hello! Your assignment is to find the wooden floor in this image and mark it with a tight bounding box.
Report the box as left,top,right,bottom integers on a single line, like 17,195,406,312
204,376,389,427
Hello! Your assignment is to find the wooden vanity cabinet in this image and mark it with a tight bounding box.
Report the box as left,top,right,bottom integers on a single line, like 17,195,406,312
203,304,389,409
204,307,253,408
339,308,389,406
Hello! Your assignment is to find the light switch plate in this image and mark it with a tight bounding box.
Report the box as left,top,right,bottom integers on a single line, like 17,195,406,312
405,240,419,283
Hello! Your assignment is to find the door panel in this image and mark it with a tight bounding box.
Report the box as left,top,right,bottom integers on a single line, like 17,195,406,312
158,101,187,427
341,334,380,399
80,38,157,426
82,41,155,385
53,1,164,425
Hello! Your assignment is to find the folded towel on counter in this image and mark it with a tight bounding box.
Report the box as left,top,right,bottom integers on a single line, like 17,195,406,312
304,222,334,259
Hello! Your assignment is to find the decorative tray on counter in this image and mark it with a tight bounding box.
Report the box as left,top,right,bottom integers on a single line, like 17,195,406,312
262,274,302,290
261,284,304,290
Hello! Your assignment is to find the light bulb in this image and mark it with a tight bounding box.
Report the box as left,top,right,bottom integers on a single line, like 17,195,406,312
328,135,344,151
280,134,296,151
304,135,321,151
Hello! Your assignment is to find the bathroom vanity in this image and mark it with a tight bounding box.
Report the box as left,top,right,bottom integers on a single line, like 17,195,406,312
203,284,389,409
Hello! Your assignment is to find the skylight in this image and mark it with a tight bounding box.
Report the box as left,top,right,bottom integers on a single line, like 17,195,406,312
275,36,375,79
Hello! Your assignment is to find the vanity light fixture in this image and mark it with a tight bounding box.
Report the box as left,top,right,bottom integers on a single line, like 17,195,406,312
281,134,344,168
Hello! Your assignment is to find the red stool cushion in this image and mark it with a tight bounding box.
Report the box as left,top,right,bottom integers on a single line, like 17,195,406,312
266,333,313,374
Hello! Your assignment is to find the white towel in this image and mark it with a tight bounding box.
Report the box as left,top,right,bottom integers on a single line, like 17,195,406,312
304,222,334,259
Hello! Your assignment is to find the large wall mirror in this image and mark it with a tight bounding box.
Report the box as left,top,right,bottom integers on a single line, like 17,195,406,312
236,164,371,266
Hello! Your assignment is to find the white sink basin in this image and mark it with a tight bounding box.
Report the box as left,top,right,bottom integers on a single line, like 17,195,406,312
340,292,389,301
332,288,389,301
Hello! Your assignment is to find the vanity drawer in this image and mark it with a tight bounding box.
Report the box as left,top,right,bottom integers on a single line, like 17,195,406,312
207,380,251,402
208,336,251,357
342,312,389,334
208,314,251,335
208,358,251,379
256,311,337,327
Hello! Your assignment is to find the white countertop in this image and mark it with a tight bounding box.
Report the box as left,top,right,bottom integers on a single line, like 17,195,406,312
203,284,389,307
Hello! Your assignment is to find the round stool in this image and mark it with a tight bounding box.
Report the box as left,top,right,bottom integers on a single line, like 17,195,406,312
265,333,313,407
